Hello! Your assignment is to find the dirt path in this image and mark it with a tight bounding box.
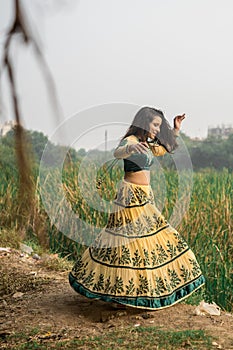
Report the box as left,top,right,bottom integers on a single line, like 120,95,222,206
1,249,233,349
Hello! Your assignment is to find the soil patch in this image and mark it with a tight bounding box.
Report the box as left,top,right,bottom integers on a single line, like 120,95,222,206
1,249,233,349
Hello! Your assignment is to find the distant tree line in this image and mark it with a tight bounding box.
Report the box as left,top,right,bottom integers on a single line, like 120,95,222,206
178,132,233,171
0,129,232,182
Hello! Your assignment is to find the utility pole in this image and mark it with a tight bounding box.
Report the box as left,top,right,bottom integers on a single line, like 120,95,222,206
105,129,107,155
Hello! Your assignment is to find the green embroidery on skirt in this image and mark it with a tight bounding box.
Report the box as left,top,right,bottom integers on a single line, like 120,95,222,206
180,265,191,283
126,278,135,295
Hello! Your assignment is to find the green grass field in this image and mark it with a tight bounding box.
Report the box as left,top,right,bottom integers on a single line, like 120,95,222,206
6,326,213,350
0,167,232,311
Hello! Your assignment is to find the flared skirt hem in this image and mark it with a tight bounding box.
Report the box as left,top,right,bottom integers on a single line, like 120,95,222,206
69,272,205,310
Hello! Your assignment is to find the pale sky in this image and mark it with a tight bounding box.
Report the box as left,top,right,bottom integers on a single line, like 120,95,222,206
1,0,233,150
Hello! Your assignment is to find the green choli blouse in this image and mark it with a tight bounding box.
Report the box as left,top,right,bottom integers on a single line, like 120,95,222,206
114,135,167,173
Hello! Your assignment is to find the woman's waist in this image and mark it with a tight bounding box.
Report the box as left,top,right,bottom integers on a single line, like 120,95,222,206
124,170,150,185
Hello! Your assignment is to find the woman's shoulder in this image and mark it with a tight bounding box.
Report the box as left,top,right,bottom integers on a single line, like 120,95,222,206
116,135,139,148
122,135,139,142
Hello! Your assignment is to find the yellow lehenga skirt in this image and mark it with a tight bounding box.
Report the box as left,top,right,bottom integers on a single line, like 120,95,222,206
69,179,205,310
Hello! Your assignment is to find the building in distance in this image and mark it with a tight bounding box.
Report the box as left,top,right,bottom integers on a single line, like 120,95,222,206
0,120,17,137
207,124,233,139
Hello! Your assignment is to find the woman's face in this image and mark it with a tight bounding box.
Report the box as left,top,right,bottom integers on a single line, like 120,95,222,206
148,116,162,139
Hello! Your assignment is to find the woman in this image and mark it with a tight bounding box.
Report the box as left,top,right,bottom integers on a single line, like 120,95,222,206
69,107,205,310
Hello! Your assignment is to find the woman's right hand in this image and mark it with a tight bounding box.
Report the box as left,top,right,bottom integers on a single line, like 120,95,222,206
128,142,149,154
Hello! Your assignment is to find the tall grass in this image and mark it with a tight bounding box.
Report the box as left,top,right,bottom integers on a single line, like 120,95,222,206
1,164,232,311
176,169,232,310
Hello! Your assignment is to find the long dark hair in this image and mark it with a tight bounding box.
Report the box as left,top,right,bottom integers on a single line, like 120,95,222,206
122,107,178,153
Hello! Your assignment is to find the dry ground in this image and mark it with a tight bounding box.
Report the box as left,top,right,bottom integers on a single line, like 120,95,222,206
0,249,233,349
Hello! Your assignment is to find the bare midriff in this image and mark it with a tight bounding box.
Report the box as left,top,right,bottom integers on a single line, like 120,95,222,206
124,170,150,185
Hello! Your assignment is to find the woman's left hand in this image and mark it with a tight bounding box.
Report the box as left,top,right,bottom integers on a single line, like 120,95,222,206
174,113,185,131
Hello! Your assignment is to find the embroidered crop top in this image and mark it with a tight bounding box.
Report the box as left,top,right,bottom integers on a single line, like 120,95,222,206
113,135,167,172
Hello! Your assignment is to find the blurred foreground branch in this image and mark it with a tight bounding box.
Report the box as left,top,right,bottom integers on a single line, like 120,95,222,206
3,0,35,229
1,0,62,243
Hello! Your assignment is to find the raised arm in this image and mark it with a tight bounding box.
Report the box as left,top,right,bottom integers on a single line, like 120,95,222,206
173,113,185,134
